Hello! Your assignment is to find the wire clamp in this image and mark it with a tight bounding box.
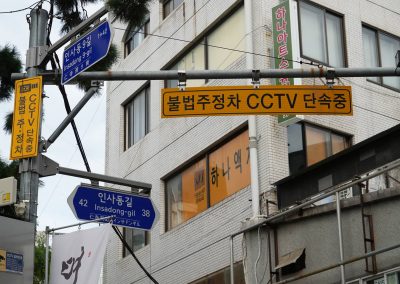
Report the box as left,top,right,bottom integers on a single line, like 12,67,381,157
326,67,335,88
91,80,104,87
178,70,186,91
251,69,260,89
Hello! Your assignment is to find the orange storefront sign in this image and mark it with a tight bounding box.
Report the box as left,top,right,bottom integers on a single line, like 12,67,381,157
209,130,250,205
181,159,208,221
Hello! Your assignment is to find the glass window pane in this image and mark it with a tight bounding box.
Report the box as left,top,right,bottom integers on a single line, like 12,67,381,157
167,174,183,230
288,123,306,174
331,133,347,154
133,90,146,143
132,230,146,251
380,33,400,89
305,125,329,166
174,0,183,8
164,1,172,18
128,102,134,147
207,6,245,70
181,159,208,221
166,159,207,230
125,87,149,149
300,2,327,63
209,130,250,206
167,43,206,87
386,271,398,284
123,229,133,256
326,13,344,67
362,27,380,82
144,21,150,37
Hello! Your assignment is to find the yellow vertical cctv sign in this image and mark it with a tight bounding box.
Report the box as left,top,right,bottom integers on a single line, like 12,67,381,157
10,76,42,160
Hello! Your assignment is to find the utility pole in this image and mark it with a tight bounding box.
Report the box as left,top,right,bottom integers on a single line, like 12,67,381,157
19,8,48,226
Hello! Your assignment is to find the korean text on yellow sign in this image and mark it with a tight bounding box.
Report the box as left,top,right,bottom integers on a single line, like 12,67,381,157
161,85,352,117
10,76,42,160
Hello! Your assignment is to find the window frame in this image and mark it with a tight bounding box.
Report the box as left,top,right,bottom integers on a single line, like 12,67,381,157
124,85,150,150
163,3,245,88
362,24,400,92
288,122,351,174
124,19,150,58
122,228,150,257
162,0,184,19
164,126,250,231
297,0,347,67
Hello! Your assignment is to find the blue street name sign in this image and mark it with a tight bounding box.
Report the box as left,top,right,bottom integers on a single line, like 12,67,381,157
68,184,159,230
61,21,112,85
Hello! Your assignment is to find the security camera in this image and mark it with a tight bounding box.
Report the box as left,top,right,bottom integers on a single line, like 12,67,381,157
14,201,27,217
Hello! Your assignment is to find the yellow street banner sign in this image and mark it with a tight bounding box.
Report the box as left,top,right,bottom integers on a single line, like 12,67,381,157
161,85,352,118
10,76,42,160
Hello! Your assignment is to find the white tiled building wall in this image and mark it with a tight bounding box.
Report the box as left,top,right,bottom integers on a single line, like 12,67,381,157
104,0,400,283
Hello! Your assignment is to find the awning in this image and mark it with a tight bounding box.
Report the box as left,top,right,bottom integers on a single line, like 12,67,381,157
275,248,305,270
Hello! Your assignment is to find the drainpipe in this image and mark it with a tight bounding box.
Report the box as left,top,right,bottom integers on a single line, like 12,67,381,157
245,0,260,218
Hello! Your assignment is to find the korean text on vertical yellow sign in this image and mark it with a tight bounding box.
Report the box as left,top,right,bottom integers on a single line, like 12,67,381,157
10,76,42,160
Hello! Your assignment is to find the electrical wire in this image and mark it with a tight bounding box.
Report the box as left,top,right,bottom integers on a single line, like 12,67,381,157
50,55,93,173
123,117,209,178
134,0,213,72
45,0,93,173
38,95,104,217
112,226,159,284
353,104,400,122
365,0,400,17
113,26,318,69
0,1,42,14
130,205,251,284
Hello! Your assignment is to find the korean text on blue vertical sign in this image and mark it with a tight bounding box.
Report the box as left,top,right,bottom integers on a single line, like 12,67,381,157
61,21,112,84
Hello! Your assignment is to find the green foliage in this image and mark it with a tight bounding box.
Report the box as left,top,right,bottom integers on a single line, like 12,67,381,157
3,111,12,134
0,157,18,179
0,45,22,101
34,231,51,284
106,0,151,27
54,0,151,33
55,0,101,33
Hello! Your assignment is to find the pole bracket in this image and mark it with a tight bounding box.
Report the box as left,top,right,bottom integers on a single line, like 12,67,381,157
251,69,260,88
38,155,59,177
178,70,186,91
27,46,50,68
91,80,104,87
326,67,335,88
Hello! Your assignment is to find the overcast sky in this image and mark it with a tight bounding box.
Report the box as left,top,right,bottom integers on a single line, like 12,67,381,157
0,1,106,232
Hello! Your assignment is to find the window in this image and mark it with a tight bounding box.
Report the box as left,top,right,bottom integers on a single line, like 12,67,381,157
166,129,250,230
189,262,245,284
287,123,350,174
298,1,345,67
362,269,400,283
163,0,183,19
362,26,400,90
165,5,245,88
124,20,149,57
166,43,206,88
124,86,150,149
123,229,149,257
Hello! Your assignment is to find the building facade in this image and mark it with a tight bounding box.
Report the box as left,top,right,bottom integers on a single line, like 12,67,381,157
104,0,400,283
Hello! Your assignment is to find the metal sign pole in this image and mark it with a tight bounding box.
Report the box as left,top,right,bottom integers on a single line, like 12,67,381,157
45,226,49,284
19,8,48,225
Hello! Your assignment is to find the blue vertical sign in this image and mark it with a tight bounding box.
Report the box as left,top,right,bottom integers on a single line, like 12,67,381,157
62,21,112,85
68,185,159,231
